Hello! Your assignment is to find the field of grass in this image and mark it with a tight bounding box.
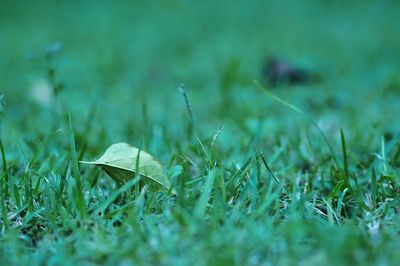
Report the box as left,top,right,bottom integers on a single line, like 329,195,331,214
1,1,400,265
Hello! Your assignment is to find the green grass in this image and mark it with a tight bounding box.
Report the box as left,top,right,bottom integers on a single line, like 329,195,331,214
1,0,400,265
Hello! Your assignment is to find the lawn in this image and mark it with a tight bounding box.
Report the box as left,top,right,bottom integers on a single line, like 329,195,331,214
1,1,400,265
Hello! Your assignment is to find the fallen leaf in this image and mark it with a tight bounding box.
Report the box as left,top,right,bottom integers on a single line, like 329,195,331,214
81,143,170,191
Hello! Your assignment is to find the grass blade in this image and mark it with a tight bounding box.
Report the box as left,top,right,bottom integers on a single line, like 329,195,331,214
179,83,195,138
0,139,8,198
194,169,216,218
339,128,352,193
69,113,87,218
255,80,338,166
371,168,377,210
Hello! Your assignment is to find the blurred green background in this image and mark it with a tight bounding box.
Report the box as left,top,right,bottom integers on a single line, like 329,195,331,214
2,1,399,135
